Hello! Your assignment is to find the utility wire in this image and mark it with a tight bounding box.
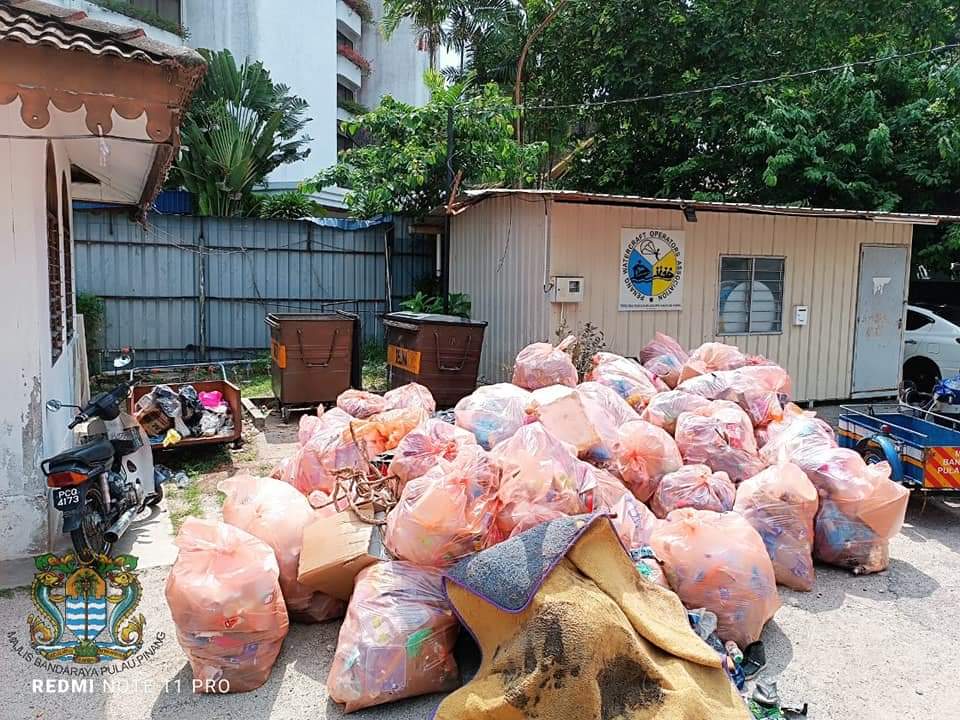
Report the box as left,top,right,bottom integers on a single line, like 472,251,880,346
520,42,960,111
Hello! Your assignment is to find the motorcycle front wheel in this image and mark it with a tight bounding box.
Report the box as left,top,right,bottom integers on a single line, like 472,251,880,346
71,486,111,561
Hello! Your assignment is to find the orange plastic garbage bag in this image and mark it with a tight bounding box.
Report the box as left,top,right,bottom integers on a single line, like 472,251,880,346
454,383,536,450
387,418,477,488
165,518,289,693
640,390,711,434
490,422,589,537
575,381,640,463
219,475,346,622
278,414,364,496
611,419,683,502
584,352,662,409
651,508,781,647
758,403,836,455
385,445,501,567
383,382,437,414
512,335,579,389
679,342,750,382
327,562,459,713
674,400,766,482
531,385,603,457
733,462,818,591
348,406,429,454
677,365,792,427
650,464,736,518
337,389,387,419
640,332,689,388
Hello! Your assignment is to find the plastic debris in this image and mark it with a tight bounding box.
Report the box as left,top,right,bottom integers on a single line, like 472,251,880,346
327,562,459,712
165,518,289,693
651,508,781,647
650,464,736,518
575,381,641,462
674,400,766,482
454,382,536,450
387,418,477,488
611,419,683,502
511,335,579,390
640,389,712,434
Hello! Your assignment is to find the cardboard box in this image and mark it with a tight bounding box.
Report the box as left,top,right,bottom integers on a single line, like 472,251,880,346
297,505,389,601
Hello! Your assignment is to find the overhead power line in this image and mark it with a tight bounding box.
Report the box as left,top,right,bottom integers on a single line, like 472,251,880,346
520,42,960,111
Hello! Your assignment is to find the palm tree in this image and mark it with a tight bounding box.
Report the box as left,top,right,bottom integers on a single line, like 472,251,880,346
382,0,455,70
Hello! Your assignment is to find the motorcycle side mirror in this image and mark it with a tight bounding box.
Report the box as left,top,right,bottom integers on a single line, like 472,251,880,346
45,399,63,412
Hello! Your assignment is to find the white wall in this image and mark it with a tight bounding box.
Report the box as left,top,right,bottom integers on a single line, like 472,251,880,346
359,0,430,108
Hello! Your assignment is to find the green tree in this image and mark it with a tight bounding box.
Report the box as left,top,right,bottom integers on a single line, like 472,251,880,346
304,71,546,218
382,0,455,69
170,49,311,216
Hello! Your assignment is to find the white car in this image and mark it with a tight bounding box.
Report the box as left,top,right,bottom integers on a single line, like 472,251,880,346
903,303,960,392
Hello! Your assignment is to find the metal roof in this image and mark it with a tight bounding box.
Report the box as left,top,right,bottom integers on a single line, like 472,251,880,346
451,188,960,225
0,0,204,68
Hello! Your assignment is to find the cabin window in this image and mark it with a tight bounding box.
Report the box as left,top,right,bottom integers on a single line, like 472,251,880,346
717,256,784,334
61,175,74,344
46,143,64,363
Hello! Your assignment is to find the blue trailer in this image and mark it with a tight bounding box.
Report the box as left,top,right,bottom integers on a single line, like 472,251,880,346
838,403,960,491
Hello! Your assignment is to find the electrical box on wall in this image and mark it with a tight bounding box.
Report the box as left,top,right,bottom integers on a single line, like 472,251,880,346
794,305,808,326
552,276,584,303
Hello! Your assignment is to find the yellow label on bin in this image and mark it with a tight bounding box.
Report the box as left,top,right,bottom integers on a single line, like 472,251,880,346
271,339,287,369
388,345,421,375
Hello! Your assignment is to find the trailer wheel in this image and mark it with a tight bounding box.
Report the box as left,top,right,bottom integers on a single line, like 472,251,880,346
862,448,886,466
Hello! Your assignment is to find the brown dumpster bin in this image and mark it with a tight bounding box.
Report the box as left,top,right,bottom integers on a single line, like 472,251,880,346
383,312,487,408
266,312,360,417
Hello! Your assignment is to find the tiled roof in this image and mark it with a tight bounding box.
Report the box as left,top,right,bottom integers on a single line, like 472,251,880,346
0,0,204,68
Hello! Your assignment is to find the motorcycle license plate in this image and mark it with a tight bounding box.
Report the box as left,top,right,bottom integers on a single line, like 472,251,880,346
53,487,82,510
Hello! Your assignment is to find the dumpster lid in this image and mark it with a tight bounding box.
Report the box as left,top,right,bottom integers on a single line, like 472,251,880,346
383,311,488,328
266,311,360,324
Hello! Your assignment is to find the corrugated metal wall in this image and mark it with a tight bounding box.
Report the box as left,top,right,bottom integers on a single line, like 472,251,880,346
75,211,432,365
451,196,913,401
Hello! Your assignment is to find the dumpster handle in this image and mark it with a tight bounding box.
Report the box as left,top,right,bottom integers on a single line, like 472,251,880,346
434,331,472,372
297,328,339,368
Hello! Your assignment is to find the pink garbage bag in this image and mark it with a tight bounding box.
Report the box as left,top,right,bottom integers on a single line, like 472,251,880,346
327,562,459,713
277,409,360,495
348,406,430,453
640,332,689,388
490,422,589,537
758,403,836,456
677,365,792,427
219,475,346,622
734,463,818,591
582,467,660,550
584,352,661,410
640,390,712,435
383,382,437,414
454,383,536,450
674,400,766,482
679,342,750,383
651,508,781,647
336,388,387,419
387,418,477,488
385,445,501,566
575,381,640,463
531,385,603,457
512,335,579,390
650,465,736,518
165,518,289,693
611,420,683,502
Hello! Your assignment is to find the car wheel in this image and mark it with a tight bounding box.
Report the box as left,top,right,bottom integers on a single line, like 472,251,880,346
903,357,941,394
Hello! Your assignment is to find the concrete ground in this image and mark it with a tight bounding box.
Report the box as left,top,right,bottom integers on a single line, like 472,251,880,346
2,408,958,719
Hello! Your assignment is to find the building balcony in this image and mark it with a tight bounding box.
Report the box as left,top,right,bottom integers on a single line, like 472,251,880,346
337,51,363,89
337,0,363,37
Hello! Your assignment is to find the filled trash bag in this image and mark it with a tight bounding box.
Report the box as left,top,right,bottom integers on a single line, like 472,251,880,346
385,445,501,566
758,402,836,455
327,562,459,712
674,400,766,482
677,365,792,427
650,464,736,518
733,462,818,591
337,389,387,419
531,385,602,457
512,335,578,390
651,508,781,647
584,352,662,410
454,383,536,450
611,419,683,502
165,518,289,693
277,410,364,495
640,332,689,388
640,390,712,434
387,418,477,488
490,422,589,537
348,406,430,455
679,342,750,382
581,466,660,549
219,475,346,622
574,381,640,462
383,382,437,414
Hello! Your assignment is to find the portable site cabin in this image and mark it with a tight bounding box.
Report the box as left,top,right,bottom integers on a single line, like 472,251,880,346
447,189,959,403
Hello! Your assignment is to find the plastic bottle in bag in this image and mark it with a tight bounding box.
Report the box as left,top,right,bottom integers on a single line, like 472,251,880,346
165,518,289,693
219,475,346,622
674,400,766,482
454,383,536,450
758,403,836,456
733,462,818,591
640,390,712,435
677,365,791,427
387,418,478,488
639,332,689,388
337,389,387,419
385,445,501,566
575,381,640,463
592,471,661,550
511,335,579,390
383,382,437,414
650,508,780,647
611,419,683,502
650,464,736,518
584,352,662,410
327,562,459,713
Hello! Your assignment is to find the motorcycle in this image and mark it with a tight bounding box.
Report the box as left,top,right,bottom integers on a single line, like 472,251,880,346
901,375,960,423
41,352,163,558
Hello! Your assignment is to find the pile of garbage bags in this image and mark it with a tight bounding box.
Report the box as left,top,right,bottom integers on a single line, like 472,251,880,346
135,384,234,444
164,333,911,708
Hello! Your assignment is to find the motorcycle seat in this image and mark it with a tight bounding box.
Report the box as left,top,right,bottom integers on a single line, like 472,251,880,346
43,438,115,472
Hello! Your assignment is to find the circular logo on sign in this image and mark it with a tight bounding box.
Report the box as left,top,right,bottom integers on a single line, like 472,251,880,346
622,230,682,302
